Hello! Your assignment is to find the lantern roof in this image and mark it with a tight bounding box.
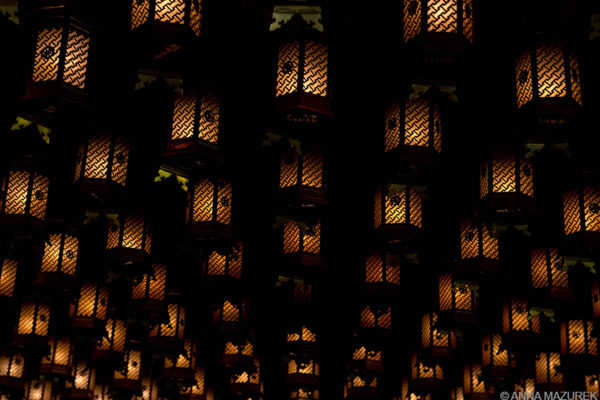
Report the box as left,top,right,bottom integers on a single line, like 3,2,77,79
271,2,323,33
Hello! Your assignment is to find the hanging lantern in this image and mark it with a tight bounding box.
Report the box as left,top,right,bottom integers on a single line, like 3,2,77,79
450,387,464,400
351,346,383,373
204,244,242,280
515,43,583,109
93,385,110,400
229,358,261,396
130,0,202,37
562,187,600,242
287,325,317,353
282,220,322,267
479,152,534,211
113,350,142,392
502,299,541,342
131,264,167,314
402,0,474,44
438,273,476,322
0,170,49,223
212,300,248,332
149,303,185,347
40,337,71,376
24,379,54,400
64,362,95,398
365,253,400,292
290,388,319,400
15,301,50,346
168,93,219,155
374,184,424,237
105,213,152,263
421,312,457,357
560,320,598,360
92,318,126,362
163,339,195,380
222,340,253,368
384,97,442,159
35,232,78,286
360,306,392,332
481,334,511,376
74,135,129,191
186,177,232,238
458,218,499,273
410,353,444,389
286,358,319,385
0,352,25,392
513,379,535,395
69,283,108,330
530,249,571,299
534,352,564,391
139,377,160,400
0,259,17,299
279,150,326,205
179,368,206,400
463,363,494,399
586,375,599,398
400,376,432,400
343,374,378,399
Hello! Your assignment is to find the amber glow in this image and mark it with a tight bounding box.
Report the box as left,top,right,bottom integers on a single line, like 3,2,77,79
535,352,563,385
279,150,324,189
69,283,108,321
276,41,328,97
206,244,242,279
515,379,535,394
411,353,443,380
149,303,185,339
224,340,253,356
352,347,382,362
181,368,205,396
69,362,94,390
460,218,499,260
360,306,391,329
0,259,17,297
403,0,473,43
40,233,78,276
463,364,488,394
231,359,260,384
187,179,232,226
502,299,540,334
17,301,50,336
114,350,142,380
480,153,534,199
106,213,152,255
287,326,317,343
25,379,53,400
287,359,319,376
563,188,600,235
132,264,167,301
365,254,400,285
0,352,25,378
481,334,508,367
130,0,202,36
283,220,321,255
42,337,71,367
421,313,456,350
0,170,49,220
98,319,126,352
439,274,475,312
560,320,598,356
374,185,423,229
165,339,195,369
74,135,129,186
171,94,219,144
530,249,569,291
212,300,247,324
384,98,442,154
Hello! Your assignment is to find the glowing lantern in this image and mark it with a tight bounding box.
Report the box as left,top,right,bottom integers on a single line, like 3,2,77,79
0,352,25,391
64,362,95,398
15,301,50,345
93,385,110,400
113,350,142,391
530,249,570,298
411,353,444,388
514,379,535,395
40,337,71,376
463,363,494,399
450,387,464,400
138,378,160,400
24,379,53,400
180,368,206,400
400,377,432,400
287,326,317,353
204,244,242,280
130,0,202,36
168,93,219,154
0,170,49,222
343,374,378,399
212,300,248,332
93,318,126,362
222,340,253,367
402,0,474,44
560,320,598,359
0,259,17,299
459,219,499,272
229,358,261,396
279,150,326,204
374,184,424,236
421,312,457,357
562,187,600,240
481,334,511,376
163,339,195,380
131,264,167,314
69,283,108,330
35,232,78,285
365,253,400,291
106,213,152,262
360,306,392,332
290,389,319,400
480,152,534,208
502,299,541,340
74,135,129,190
515,43,583,109
534,352,564,391
286,358,319,385
586,376,599,398
438,273,476,321
282,220,322,267
384,98,442,158
351,346,383,373
186,178,232,238
149,303,185,346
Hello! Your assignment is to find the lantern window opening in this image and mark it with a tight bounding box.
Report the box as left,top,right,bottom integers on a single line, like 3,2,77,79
0,259,17,298
276,38,328,98
40,232,79,276
171,93,220,145
130,0,203,37
74,135,130,187
384,98,442,154
0,170,50,220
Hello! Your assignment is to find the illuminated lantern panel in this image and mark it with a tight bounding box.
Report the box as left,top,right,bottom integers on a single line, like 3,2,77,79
69,283,109,327
360,306,392,330
514,379,535,394
530,249,570,296
31,25,90,90
40,337,71,375
138,378,160,400
502,299,541,335
343,374,378,398
480,153,534,199
223,340,253,366
170,93,219,150
179,368,205,399
0,259,17,298
96,318,126,354
114,350,142,381
276,40,328,98
186,178,232,230
130,0,202,36
290,389,319,400
39,233,78,277
365,254,400,286
535,352,564,389
374,185,423,230
0,352,25,381
287,326,317,344
132,264,167,302
164,339,195,370
106,213,152,257
515,44,583,108
93,385,111,400
460,219,499,262
402,0,474,43
279,150,325,201
421,313,457,355
450,387,464,400
205,244,242,279
560,320,598,357
24,379,53,400
562,188,600,236
286,358,319,384
74,135,129,187
463,364,493,396
352,346,383,372
283,220,322,261
66,362,95,393
481,334,509,370
16,301,50,338
212,300,248,328
385,98,442,154
0,170,49,221
438,274,476,314
229,359,261,391
586,376,599,397
592,281,600,319
411,353,444,383
149,303,185,339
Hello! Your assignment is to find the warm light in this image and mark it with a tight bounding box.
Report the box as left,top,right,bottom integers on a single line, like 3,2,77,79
17,301,50,337
132,264,167,301
0,259,17,297
138,378,159,400
463,364,489,395
535,352,563,386
40,233,78,276
287,359,319,376
287,326,317,343
365,253,400,285
130,0,202,36
560,320,598,356
97,319,126,352
212,300,247,325
276,41,328,97
481,334,508,367
283,220,321,255
149,303,185,339
0,170,49,220
68,362,95,391
460,219,499,261
180,368,205,396
385,98,442,154
403,0,474,43
374,184,423,229
421,312,457,351
206,244,242,279
69,283,108,322
279,150,324,189
439,273,475,312
502,299,540,334
41,337,71,369
290,389,319,400
411,353,444,380
562,188,600,235
171,93,219,145
114,350,142,381
186,178,232,226
0,352,25,379
231,359,260,384
360,306,392,329
25,379,53,400
165,339,195,369
514,379,535,394
106,213,152,255
480,153,534,199
530,249,569,292
74,135,129,187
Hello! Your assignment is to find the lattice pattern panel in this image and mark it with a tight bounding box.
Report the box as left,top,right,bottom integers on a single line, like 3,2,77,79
548,249,568,288
74,144,83,182
31,173,49,220
0,259,16,297
280,152,298,188
464,364,485,394
480,162,489,198
584,188,600,232
303,223,321,255
41,235,61,273
462,0,474,43
421,314,432,348
0,353,24,378
302,151,324,188
482,223,499,259
130,0,150,29
439,274,452,311
520,158,534,197
569,52,583,105
43,337,70,366
487,334,508,366
199,94,219,144
432,104,442,153
492,154,516,193
530,249,548,288
536,44,567,99
191,179,213,222
84,136,110,180
5,171,29,215
403,0,422,42
562,320,596,355
111,138,129,186
427,0,457,33
409,188,423,228
516,50,533,107
172,94,196,140
404,98,430,148
33,27,62,83
63,29,89,89
303,41,328,96
99,319,126,352
207,251,226,276
190,0,202,36
360,307,375,328
535,353,563,384
386,260,400,284
374,187,382,228
460,219,478,259
155,0,185,24
222,301,240,322
229,244,242,278
18,302,50,336
149,264,166,300
216,181,232,225
122,215,145,250
563,190,581,235
151,304,184,338
276,41,300,97
384,102,402,152
384,188,407,225
366,255,383,283
454,285,472,311
283,221,300,254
